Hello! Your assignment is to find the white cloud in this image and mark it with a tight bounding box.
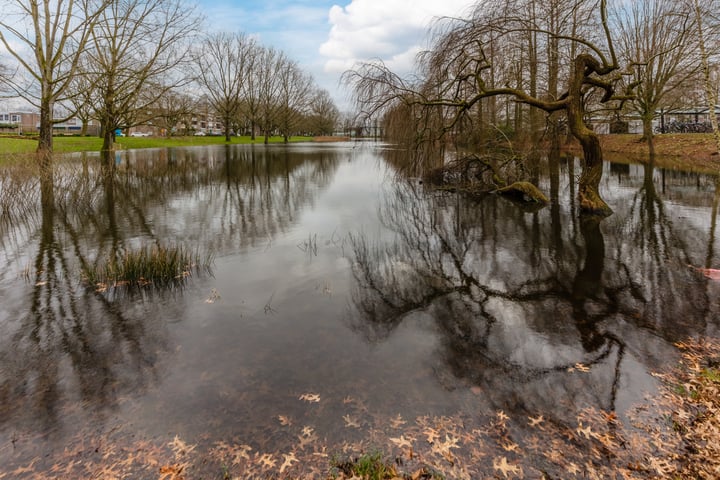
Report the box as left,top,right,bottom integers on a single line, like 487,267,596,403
320,0,472,75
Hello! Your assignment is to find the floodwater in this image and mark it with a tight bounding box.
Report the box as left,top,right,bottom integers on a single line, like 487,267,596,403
0,142,719,478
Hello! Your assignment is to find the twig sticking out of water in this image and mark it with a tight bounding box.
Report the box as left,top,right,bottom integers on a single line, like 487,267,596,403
264,292,277,315
297,233,318,256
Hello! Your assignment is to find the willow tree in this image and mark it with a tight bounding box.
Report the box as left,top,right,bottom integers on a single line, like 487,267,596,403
346,0,633,216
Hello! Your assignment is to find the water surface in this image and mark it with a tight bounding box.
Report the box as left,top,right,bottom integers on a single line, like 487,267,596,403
0,143,718,478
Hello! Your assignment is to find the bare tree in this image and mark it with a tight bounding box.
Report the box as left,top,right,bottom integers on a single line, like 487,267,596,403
85,0,198,158
239,49,263,140
193,32,257,142
255,46,283,144
276,58,314,142
692,0,720,154
346,0,634,216
0,62,12,95
0,0,108,159
156,89,196,136
614,0,697,154
62,58,99,136
306,88,340,136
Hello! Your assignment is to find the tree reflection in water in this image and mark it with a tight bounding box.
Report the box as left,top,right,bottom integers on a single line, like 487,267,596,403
349,152,719,428
0,146,340,449
0,146,718,477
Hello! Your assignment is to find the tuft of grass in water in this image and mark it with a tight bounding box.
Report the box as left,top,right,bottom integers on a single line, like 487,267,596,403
330,451,397,480
82,245,213,290
700,368,720,383
329,451,445,480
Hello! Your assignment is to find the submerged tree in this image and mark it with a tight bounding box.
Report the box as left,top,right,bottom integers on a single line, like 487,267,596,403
86,0,198,158
346,0,635,216
0,0,108,160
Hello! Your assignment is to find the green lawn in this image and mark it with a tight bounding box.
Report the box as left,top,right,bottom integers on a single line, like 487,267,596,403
0,134,315,156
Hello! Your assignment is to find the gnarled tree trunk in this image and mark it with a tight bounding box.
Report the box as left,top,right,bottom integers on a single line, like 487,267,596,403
567,54,612,216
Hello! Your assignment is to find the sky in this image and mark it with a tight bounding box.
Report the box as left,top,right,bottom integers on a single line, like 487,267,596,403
200,0,474,111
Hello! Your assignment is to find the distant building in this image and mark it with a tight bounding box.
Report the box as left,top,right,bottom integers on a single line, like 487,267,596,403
0,111,99,135
0,111,40,134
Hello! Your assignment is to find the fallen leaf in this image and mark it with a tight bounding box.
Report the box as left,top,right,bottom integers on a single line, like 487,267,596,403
493,456,522,478
205,288,221,303
343,414,360,428
278,415,292,426
432,434,460,464
528,415,544,428
390,414,406,428
279,452,298,473
231,444,252,464
158,464,185,480
576,423,594,440
390,435,413,449
297,431,318,450
690,265,720,281
11,458,39,476
565,462,581,475
299,393,321,403
574,363,591,372
257,453,276,469
169,435,196,456
500,439,519,452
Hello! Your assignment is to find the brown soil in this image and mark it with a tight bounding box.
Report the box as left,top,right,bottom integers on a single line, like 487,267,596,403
562,133,720,173
313,136,351,142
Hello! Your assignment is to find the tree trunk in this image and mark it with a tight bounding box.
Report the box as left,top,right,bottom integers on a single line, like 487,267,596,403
37,97,54,166
642,115,655,156
101,118,115,164
567,55,612,216
224,114,232,142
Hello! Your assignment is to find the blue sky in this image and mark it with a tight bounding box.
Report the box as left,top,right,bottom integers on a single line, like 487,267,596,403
198,0,473,110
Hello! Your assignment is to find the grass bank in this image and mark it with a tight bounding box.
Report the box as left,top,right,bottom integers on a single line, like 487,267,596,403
0,134,316,155
563,133,720,173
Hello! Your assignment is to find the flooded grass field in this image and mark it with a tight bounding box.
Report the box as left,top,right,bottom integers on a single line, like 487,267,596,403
0,142,719,478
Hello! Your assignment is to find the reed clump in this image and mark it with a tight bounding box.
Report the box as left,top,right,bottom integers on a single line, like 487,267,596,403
83,245,212,290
